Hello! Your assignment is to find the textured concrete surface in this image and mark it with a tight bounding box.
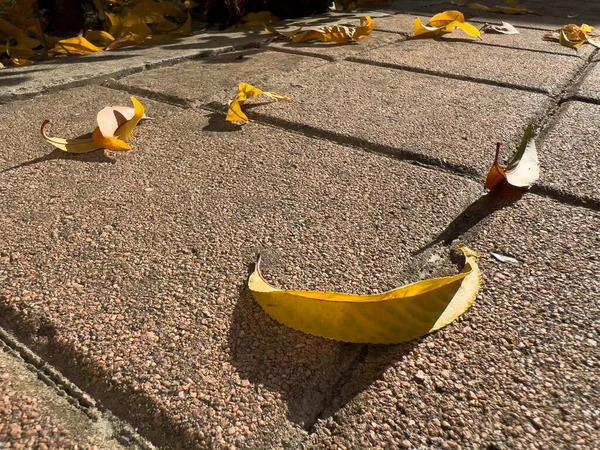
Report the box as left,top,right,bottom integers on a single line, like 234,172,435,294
306,193,600,450
574,61,600,99
359,36,585,95
0,348,127,449
536,101,600,202
0,30,270,102
0,87,481,448
257,60,551,175
116,49,328,106
1,3,599,450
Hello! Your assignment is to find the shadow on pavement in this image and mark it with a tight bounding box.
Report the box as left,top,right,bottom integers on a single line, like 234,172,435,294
0,148,116,174
414,182,526,255
228,262,416,429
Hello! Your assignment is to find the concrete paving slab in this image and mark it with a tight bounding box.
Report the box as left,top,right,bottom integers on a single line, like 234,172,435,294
251,60,551,176
536,101,600,202
357,35,585,95
0,87,482,449
307,193,600,450
0,347,128,449
575,61,600,98
115,49,329,107
0,30,269,103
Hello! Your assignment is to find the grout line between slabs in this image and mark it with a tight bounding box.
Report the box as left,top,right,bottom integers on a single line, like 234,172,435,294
0,325,157,450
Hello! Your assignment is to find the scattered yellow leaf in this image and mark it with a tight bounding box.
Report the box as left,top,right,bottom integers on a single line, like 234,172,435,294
41,97,146,154
0,17,41,50
84,30,116,48
543,24,597,49
485,125,539,191
249,245,481,344
292,16,374,43
226,83,290,125
9,57,33,65
50,37,103,56
414,11,481,39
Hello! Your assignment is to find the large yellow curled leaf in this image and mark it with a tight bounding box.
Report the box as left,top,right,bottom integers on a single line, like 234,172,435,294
226,82,290,124
0,17,41,50
41,97,146,153
292,16,374,43
414,11,481,38
428,10,465,28
84,30,115,48
50,37,103,56
249,245,481,344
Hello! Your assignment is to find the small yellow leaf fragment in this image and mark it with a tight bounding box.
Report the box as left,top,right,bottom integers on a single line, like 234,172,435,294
226,83,290,124
414,11,480,39
115,96,145,142
249,245,481,344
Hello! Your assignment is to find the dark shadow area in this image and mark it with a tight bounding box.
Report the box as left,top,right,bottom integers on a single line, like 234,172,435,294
228,260,418,429
202,111,243,132
1,148,115,175
196,48,267,64
413,182,526,255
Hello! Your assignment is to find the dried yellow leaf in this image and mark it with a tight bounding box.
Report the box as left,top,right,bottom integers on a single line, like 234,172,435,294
84,30,115,48
249,245,481,344
292,16,374,43
414,11,481,39
226,83,290,125
41,97,146,153
50,37,103,56
543,24,596,49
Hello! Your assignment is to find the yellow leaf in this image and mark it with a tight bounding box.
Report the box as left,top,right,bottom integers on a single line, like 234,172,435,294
581,24,594,35
41,97,146,154
414,12,480,39
226,82,289,124
9,57,34,65
114,96,145,142
429,10,465,28
182,0,199,9
468,3,491,11
292,16,374,43
50,37,103,56
0,17,41,50
490,5,530,15
40,121,102,154
559,28,586,49
155,20,179,32
444,20,481,37
84,30,115,48
414,18,450,37
248,245,481,344
240,11,281,27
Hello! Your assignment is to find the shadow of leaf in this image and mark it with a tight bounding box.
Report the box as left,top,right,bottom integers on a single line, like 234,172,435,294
228,260,417,429
1,148,116,174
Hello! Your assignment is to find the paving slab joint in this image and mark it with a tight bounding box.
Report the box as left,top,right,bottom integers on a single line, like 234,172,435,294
103,79,194,109
202,101,483,178
0,325,157,450
345,56,550,95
